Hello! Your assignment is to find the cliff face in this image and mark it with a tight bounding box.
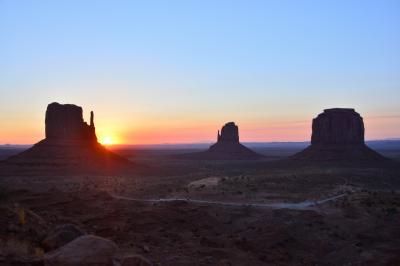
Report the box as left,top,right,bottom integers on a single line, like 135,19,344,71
293,108,386,162
45,102,97,142
311,108,364,145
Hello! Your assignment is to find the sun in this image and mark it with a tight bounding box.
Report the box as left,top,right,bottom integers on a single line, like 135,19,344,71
98,131,120,146
100,136,114,145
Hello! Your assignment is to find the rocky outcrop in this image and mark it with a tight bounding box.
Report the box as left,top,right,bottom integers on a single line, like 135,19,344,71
44,235,118,266
42,224,86,251
45,103,97,142
4,102,132,173
293,108,386,162
183,122,263,160
43,234,153,266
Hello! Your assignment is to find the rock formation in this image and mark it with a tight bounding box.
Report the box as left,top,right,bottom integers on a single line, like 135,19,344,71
311,108,364,145
45,102,97,142
42,224,86,251
216,122,239,143
43,235,153,266
183,122,263,160
4,102,131,172
293,108,386,161
44,235,119,266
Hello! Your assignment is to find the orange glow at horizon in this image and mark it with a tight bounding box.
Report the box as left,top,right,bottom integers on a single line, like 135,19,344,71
91,116,400,145
121,124,310,144
1,116,399,145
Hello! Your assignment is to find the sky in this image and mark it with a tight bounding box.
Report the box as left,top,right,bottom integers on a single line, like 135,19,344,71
0,0,399,144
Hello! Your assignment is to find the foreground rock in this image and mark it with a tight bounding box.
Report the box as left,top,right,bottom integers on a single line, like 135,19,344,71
3,102,132,173
44,235,118,266
182,122,263,160
293,108,386,162
42,224,85,251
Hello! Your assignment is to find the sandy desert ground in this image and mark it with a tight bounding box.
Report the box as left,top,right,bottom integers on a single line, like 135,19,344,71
1,146,400,265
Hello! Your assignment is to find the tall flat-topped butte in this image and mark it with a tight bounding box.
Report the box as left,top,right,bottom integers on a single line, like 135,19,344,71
293,108,386,162
45,102,97,142
4,102,131,172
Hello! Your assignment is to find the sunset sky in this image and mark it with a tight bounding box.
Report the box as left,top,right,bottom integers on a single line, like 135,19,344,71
1,1,399,144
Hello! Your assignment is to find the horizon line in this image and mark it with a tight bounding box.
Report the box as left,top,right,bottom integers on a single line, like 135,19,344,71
2,138,400,147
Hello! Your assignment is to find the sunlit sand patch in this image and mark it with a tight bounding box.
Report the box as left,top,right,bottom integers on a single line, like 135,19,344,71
188,177,221,189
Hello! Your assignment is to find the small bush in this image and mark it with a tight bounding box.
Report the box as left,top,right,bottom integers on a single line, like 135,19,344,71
386,207,398,216
18,207,26,226
0,186,8,201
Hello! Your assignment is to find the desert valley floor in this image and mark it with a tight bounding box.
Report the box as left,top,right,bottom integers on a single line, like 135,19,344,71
0,145,400,265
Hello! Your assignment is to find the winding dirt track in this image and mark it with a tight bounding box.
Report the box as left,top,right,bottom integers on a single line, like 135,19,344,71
111,194,345,210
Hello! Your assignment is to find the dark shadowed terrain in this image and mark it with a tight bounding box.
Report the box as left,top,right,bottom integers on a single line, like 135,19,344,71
1,142,400,265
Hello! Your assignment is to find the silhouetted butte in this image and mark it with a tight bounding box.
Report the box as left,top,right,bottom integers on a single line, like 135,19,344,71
45,102,97,142
183,122,263,160
293,108,386,162
3,102,131,172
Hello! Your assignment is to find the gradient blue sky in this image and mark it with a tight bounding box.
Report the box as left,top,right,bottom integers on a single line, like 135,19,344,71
1,0,399,144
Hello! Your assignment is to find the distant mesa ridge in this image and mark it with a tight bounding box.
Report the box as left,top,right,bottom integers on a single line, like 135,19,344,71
4,102,131,172
293,108,386,161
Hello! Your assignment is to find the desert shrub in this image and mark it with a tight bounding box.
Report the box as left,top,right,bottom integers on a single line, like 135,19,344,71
34,247,44,258
0,186,8,201
386,207,398,216
18,207,26,226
